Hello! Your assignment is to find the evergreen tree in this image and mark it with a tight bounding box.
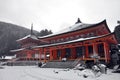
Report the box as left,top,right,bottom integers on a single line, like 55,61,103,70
38,29,53,36
114,21,120,43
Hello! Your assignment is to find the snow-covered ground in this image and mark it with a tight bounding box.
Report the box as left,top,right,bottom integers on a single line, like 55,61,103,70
0,66,120,80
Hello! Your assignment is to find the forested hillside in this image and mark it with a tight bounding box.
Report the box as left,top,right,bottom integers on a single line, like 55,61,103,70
0,21,35,56
0,21,53,56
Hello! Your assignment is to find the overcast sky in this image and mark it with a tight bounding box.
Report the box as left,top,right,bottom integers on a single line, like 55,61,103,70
0,0,120,32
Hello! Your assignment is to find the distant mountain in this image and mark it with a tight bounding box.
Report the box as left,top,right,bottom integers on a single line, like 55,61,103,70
0,21,38,56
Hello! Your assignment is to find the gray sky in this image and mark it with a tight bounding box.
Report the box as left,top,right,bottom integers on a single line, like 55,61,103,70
0,0,120,32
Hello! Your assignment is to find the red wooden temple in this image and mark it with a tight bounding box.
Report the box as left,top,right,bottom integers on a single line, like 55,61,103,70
11,19,118,63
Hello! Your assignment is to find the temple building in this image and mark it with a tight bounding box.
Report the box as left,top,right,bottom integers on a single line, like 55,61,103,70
11,19,118,64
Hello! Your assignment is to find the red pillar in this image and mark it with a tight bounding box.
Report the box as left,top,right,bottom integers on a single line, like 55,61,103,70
58,49,62,61
44,48,46,62
53,50,57,60
50,49,53,61
71,47,76,59
93,43,99,60
27,51,31,58
61,49,65,58
85,45,88,58
103,42,109,63
39,48,42,61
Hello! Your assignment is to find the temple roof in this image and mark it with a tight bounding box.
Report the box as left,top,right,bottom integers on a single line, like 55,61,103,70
39,20,107,39
17,23,38,42
17,34,38,42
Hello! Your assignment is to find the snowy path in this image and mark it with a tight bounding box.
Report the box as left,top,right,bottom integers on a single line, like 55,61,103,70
0,66,120,80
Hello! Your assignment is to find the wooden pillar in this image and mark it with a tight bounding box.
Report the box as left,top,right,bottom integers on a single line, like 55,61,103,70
106,43,110,63
59,54,62,61
44,48,46,62
27,51,31,59
31,51,33,61
103,42,109,63
70,48,72,59
58,49,62,61
85,45,88,58
39,48,42,61
61,49,65,58
93,43,98,55
50,49,53,61
71,47,76,59
93,43,99,63
40,48,44,61
52,50,57,60
23,51,26,61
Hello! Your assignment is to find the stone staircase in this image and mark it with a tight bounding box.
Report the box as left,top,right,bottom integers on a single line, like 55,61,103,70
42,58,83,68
42,61,74,68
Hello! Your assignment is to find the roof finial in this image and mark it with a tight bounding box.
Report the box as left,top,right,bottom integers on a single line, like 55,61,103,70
75,18,81,24
31,23,34,35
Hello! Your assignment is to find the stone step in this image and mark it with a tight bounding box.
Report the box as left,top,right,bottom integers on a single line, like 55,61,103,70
7,61,38,66
42,61,75,68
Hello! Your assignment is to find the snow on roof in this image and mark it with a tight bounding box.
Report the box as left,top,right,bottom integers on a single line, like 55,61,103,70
10,48,26,52
17,34,38,42
4,56,14,59
33,34,110,48
38,22,99,39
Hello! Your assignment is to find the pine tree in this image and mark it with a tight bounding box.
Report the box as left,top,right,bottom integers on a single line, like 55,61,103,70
114,21,120,43
38,29,53,36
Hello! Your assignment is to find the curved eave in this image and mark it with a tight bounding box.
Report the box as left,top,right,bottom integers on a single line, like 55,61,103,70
103,20,111,33
17,35,39,42
10,48,26,53
38,20,110,39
